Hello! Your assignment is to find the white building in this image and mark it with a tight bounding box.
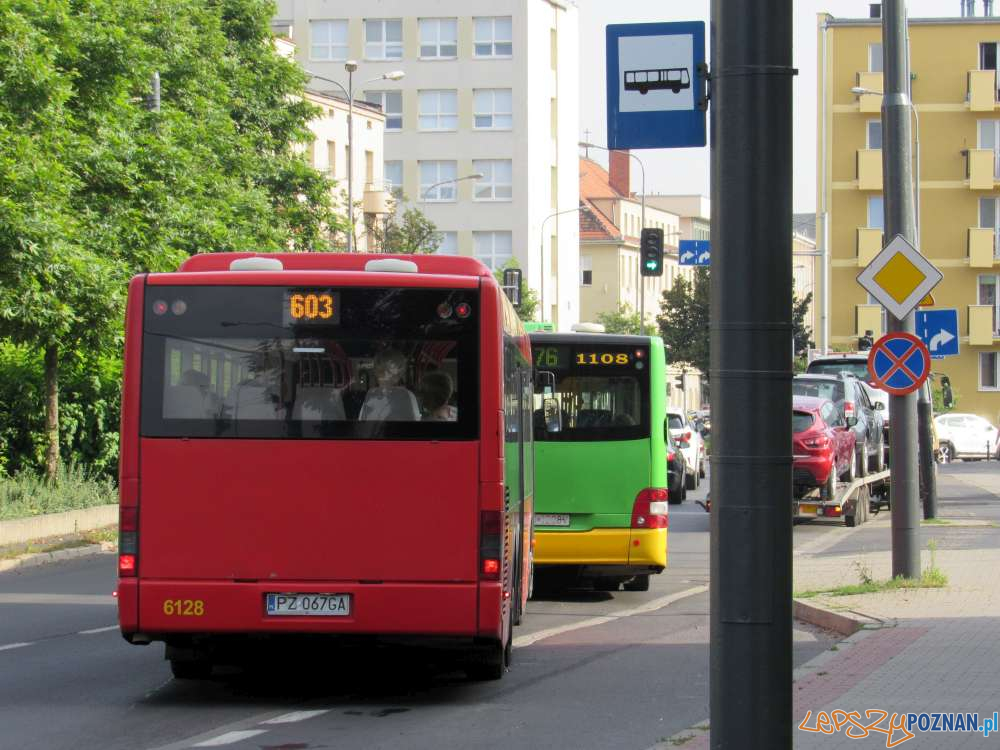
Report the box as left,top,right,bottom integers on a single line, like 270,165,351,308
274,0,581,329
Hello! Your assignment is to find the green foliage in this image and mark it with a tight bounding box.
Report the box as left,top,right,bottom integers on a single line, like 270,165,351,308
0,462,117,520
657,268,710,377
493,260,538,322
596,304,642,335
370,198,442,254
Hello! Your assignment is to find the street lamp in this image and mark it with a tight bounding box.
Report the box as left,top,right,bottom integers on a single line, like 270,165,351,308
419,173,483,202
579,141,650,332
305,65,405,251
540,206,583,324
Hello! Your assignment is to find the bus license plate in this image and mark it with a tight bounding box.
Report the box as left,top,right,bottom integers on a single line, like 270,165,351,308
266,593,351,616
535,514,571,527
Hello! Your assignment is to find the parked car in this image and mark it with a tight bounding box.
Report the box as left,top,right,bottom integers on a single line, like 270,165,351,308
806,352,890,433
933,413,1000,462
792,373,885,477
792,396,857,501
665,426,687,504
667,407,706,490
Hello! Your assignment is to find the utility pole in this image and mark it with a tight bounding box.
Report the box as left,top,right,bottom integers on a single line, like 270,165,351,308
710,0,794,747
882,0,921,578
918,380,937,518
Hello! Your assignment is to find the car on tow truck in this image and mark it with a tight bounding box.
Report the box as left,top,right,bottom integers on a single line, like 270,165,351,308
792,395,856,502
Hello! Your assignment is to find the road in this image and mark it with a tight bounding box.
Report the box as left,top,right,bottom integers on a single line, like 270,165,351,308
0,477,844,750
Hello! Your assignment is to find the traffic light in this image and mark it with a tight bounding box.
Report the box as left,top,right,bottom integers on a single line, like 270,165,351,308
858,329,874,351
674,374,685,391
640,228,664,276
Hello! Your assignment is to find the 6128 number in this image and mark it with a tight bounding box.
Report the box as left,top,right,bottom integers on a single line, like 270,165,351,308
163,599,204,616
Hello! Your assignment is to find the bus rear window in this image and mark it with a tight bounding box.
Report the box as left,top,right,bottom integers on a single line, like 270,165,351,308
141,286,479,440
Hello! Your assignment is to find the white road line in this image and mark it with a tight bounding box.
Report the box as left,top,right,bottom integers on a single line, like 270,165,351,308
0,642,33,652
79,625,118,635
190,730,268,747
261,709,329,725
513,584,708,648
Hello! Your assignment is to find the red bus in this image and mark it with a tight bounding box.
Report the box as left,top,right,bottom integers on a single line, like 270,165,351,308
117,253,534,680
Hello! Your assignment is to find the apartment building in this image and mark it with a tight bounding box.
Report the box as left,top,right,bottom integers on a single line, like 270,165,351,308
818,4,1000,422
274,0,581,329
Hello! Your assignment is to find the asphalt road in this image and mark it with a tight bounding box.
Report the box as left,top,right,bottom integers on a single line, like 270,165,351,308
0,477,842,750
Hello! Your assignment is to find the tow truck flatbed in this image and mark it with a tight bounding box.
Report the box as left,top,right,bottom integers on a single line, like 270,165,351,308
793,469,890,527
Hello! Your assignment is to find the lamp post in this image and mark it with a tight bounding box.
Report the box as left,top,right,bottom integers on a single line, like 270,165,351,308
540,206,583,324
305,65,405,251
419,173,483,202
579,141,648,329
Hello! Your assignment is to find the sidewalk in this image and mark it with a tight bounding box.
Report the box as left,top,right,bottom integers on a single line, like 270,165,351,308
662,464,1000,748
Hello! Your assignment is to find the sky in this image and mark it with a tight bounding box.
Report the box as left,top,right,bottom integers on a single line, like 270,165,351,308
578,0,957,212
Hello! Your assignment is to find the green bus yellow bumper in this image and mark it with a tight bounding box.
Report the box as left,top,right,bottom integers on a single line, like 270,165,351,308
534,527,667,569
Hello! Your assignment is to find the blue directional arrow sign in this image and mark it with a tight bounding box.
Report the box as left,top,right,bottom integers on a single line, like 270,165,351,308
679,239,710,266
916,308,959,359
606,22,707,149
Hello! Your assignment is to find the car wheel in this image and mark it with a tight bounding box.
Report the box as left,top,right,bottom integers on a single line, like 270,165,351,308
938,441,953,464
857,444,868,478
685,468,697,491
872,438,885,472
842,449,856,483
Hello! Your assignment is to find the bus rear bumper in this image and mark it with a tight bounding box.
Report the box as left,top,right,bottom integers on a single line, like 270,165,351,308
534,528,667,569
124,580,482,640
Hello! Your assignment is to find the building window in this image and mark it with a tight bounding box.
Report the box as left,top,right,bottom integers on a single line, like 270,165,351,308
474,17,513,57
980,274,1000,334
311,20,349,61
419,160,457,202
581,255,593,286
978,120,1000,178
384,160,403,198
474,231,513,269
473,89,513,130
326,140,336,176
867,195,884,230
867,120,882,149
982,352,999,390
363,91,402,130
418,90,458,131
472,160,512,201
868,42,883,73
364,18,403,60
419,18,458,58
435,231,458,255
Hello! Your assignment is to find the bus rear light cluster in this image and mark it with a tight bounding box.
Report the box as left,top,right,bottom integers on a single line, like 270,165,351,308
479,510,502,581
119,506,138,577
632,488,669,529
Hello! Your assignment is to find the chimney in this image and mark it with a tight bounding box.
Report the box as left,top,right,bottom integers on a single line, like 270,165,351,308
869,3,881,18
609,150,631,198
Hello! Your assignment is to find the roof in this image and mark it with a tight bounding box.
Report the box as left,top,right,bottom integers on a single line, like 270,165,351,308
825,15,1000,27
580,199,622,242
580,157,625,200
579,157,628,243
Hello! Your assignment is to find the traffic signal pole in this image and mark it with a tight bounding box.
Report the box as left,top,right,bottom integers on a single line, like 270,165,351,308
882,0,921,578
709,0,794,747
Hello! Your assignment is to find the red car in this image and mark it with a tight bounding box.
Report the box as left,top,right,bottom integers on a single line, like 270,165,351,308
792,395,856,501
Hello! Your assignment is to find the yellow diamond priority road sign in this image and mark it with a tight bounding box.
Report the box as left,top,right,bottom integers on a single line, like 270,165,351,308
857,234,943,321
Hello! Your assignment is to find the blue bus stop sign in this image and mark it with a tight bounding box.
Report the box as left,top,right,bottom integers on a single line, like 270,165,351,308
606,22,707,150
867,332,932,396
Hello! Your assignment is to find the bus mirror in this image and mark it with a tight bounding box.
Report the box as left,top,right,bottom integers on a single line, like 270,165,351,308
543,398,562,433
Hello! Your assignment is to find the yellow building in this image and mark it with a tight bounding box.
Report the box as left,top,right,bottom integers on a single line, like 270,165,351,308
818,8,1000,423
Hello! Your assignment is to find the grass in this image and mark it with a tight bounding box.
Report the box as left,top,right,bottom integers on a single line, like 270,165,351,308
0,464,117,520
921,518,953,526
795,541,948,599
0,524,117,561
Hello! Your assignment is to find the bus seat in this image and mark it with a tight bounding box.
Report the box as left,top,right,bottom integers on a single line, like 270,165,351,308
359,386,420,421
163,385,213,419
233,384,282,420
576,409,612,428
292,387,346,421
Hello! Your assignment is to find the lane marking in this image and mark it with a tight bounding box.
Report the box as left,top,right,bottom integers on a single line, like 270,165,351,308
191,730,268,747
261,709,329,725
513,585,708,648
79,625,118,635
0,593,116,606
0,642,33,652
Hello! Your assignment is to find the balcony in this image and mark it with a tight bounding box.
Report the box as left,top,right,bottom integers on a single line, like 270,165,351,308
968,69,998,112
969,305,996,345
857,228,884,266
362,187,390,215
967,149,995,190
857,305,885,339
856,72,883,113
857,149,882,190
969,227,996,268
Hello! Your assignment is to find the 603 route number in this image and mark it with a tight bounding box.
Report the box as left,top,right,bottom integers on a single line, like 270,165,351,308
163,599,205,616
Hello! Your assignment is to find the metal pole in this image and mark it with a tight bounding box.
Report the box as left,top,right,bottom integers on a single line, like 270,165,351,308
710,0,794,746
882,0,921,579
346,68,354,253
918,380,937,518
636,155,647,336
146,71,161,112
540,207,583,327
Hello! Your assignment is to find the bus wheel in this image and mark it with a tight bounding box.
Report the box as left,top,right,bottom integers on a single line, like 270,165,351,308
170,659,212,680
623,574,650,592
467,626,509,681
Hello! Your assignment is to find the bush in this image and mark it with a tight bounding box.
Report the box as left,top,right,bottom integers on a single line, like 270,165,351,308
0,342,121,480
0,463,117,520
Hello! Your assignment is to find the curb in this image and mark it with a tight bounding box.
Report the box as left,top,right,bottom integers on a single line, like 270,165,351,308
0,504,118,547
0,541,115,574
793,597,892,636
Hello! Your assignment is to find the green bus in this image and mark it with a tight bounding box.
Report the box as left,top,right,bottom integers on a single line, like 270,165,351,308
530,332,668,592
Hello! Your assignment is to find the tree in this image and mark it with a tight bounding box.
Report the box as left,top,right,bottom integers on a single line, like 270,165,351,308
596,304,642,335
493,261,539,322
793,291,815,361
369,197,442,254
656,268,710,377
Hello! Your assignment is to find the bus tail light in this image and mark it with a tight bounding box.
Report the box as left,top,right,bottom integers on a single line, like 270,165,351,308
119,506,138,577
480,510,502,581
632,488,669,529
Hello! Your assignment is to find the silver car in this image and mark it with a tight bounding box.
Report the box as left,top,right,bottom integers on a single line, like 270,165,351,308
667,407,706,490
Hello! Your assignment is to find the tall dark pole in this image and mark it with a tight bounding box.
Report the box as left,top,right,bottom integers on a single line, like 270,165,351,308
709,1,794,747
882,0,921,578
918,381,938,518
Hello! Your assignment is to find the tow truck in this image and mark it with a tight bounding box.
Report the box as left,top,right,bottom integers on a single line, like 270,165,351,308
792,468,890,527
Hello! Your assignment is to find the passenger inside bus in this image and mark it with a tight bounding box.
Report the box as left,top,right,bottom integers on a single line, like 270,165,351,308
358,348,421,421
418,370,458,422
163,369,223,419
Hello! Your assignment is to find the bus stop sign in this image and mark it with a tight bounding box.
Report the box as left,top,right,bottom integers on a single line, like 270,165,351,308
866,332,932,396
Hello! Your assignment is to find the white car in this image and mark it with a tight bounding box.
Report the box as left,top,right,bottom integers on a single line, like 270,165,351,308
933,413,999,462
667,408,706,490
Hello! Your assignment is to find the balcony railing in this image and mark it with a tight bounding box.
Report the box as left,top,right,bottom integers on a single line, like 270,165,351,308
968,69,998,112
969,227,996,267
969,305,997,345
967,149,996,190
857,227,884,266
857,149,882,190
856,72,883,113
